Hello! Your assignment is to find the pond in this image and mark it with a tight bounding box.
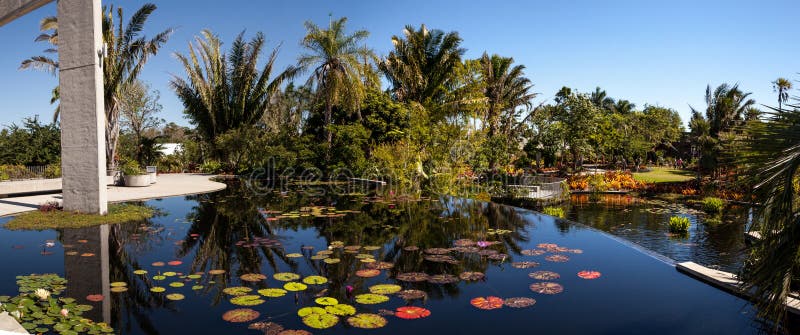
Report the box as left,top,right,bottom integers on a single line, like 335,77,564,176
565,194,753,273
0,181,779,334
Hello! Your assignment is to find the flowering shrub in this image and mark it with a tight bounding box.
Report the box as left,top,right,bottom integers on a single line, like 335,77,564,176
566,171,649,191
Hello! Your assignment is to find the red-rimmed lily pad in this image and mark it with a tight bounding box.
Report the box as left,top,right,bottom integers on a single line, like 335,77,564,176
273,272,301,281
470,296,503,310
504,297,536,308
166,293,185,301
395,306,431,319
240,273,267,282
248,321,283,334
424,248,451,255
230,295,265,306
577,270,602,279
511,261,540,269
208,269,226,275
396,272,429,282
86,294,104,302
355,293,389,304
529,271,560,280
325,304,356,316
258,288,287,297
529,282,564,295
355,269,381,278
151,261,165,267
459,271,485,281
223,287,253,296
427,274,459,284
167,260,183,266
545,255,569,262
396,289,426,300
222,308,260,323
368,284,401,294
346,313,387,329
302,275,328,285
423,254,459,264
487,253,508,261
315,297,338,306
521,249,546,256
283,282,308,291
302,313,339,329
365,261,394,270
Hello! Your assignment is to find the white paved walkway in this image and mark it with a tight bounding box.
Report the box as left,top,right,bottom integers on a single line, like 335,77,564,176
0,174,227,217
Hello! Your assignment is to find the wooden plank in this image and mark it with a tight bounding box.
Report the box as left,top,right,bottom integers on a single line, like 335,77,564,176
0,0,52,27
676,261,800,315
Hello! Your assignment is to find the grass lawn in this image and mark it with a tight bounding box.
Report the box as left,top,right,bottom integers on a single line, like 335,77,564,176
4,203,154,230
633,167,696,183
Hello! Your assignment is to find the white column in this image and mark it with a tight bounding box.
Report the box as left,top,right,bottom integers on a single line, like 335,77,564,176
58,0,107,214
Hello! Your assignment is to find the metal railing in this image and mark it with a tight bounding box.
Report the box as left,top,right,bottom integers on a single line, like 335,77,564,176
505,175,566,200
0,165,59,181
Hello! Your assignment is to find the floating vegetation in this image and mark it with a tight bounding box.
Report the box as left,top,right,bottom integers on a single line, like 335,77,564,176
169,282,184,288
459,272,485,281
273,273,301,281
302,276,328,285
395,306,431,319
258,288,288,297
222,308,260,323
470,296,504,310
315,297,338,306
152,275,166,281
396,272,429,282
150,287,166,293
277,330,312,335
545,255,570,262
85,294,104,302
230,295,265,306
428,274,459,284
16,274,67,295
323,258,340,264
520,249,546,256
152,261,165,267
355,269,381,278
365,261,394,270
529,271,560,280
167,260,183,266
325,304,356,316
529,282,564,295
403,246,419,251
166,293,185,301
453,239,475,247
300,308,339,329
577,270,602,279
346,313,387,329
223,287,253,296
240,273,267,282
208,269,226,275
133,269,148,275
368,284,401,294
511,261,540,269
163,272,177,277
283,282,308,291
503,297,536,308
110,286,128,293
355,293,389,304
286,253,303,258
248,321,283,334
396,289,427,300
424,248,451,255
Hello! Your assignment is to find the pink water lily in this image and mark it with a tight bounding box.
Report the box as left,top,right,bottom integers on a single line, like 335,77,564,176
60,309,69,317
476,241,490,248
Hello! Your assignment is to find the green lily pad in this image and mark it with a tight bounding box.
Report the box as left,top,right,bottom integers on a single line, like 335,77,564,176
166,293,185,301
322,258,340,264
230,295,265,306
169,282,184,288
163,272,177,277
286,253,303,258
346,313,387,329
369,284,401,294
297,306,326,317
152,275,166,281
283,282,307,291
355,293,389,305
302,276,328,285
315,297,338,306
273,273,300,282
187,274,202,280
302,313,339,329
257,288,287,297
222,287,253,296
191,285,204,291
325,304,356,316
149,287,165,293
133,270,147,275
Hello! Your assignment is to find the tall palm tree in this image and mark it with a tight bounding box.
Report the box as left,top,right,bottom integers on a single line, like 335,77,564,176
611,99,636,115
171,30,296,158
21,4,173,170
773,77,793,111
297,16,373,149
479,53,535,138
590,87,614,110
379,24,465,111
692,83,755,137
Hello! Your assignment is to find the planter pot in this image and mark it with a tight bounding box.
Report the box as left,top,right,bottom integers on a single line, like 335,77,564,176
148,172,157,184
124,174,151,187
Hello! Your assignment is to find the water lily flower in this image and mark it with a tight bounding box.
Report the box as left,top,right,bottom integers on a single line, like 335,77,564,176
34,288,51,300
476,241,490,248
60,308,69,317
10,310,22,319
43,241,55,248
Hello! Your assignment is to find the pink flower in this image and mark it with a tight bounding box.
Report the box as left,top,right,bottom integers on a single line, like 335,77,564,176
60,309,68,317
476,241,490,248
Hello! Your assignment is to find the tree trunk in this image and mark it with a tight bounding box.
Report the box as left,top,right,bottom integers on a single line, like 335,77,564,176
325,97,333,162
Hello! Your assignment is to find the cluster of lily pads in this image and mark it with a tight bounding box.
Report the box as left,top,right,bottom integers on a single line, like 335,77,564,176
259,206,361,221
0,274,113,334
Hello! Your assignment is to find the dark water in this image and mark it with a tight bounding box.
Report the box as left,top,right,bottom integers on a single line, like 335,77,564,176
0,182,775,334
566,194,752,273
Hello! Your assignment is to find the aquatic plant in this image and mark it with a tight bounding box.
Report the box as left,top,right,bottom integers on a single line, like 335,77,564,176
701,197,725,214
541,206,565,218
668,216,691,233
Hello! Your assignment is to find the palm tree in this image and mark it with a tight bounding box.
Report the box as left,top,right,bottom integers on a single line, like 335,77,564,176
772,77,793,111
611,99,636,115
379,24,465,111
479,53,535,138
171,30,297,158
21,4,173,170
590,87,614,110
297,16,373,149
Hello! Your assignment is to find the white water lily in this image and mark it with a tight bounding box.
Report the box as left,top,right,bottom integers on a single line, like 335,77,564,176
33,288,51,300
9,310,22,319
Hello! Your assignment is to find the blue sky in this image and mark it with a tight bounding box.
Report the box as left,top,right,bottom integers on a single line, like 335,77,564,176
0,0,797,127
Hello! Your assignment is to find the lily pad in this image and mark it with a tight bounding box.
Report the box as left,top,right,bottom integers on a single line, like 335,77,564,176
152,275,166,281
521,249,547,256
529,271,560,280
166,293,185,301
355,269,381,278
150,287,166,293
302,276,328,285
133,270,147,275
192,285,204,290
286,253,303,258
365,261,394,270
167,260,183,266
258,288,288,297
302,313,339,329
240,273,267,282
397,289,427,300
396,272,429,282
223,287,253,296
187,274,202,279
277,330,312,335
577,270,601,279
169,282,184,288
273,273,301,281
110,286,128,293
163,271,177,277
363,246,381,251
428,274,459,284
347,313,387,329
322,258,340,264
459,271,485,281
151,262,165,267
248,321,283,334
504,297,536,308
85,294,104,302
545,255,570,262
315,297,338,306
325,304,356,316
470,296,503,310
355,293,390,305
529,282,564,295
403,246,419,251
230,295,265,306
310,255,328,260
395,306,431,319
424,248,451,255
511,261,540,269
222,308,260,323
297,306,326,317
283,282,308,291
110,282,127,287
369,284,402,294
208,269,226,275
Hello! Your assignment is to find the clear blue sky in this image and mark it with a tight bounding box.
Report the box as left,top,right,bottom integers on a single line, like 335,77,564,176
0,0,797,128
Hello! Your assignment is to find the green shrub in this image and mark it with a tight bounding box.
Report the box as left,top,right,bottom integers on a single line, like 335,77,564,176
668,216,691,233
701,197,725,214
200,160,222,174
542,206,565,218
44,163,61,178
120,160,145,175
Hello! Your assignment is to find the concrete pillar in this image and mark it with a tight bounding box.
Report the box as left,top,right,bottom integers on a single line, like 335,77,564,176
58,0,107,214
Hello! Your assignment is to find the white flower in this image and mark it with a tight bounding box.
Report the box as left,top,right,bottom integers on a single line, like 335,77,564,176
9,310,22,319
33,288,51,301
